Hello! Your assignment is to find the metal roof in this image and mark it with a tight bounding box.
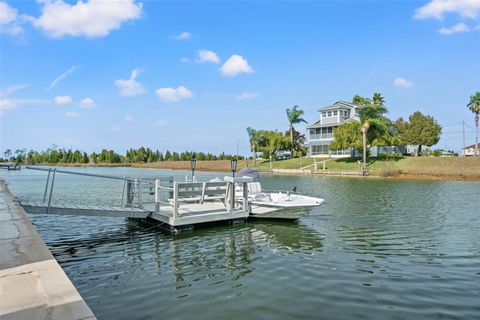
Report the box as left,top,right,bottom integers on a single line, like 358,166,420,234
307,117,358,129
318,100,358,112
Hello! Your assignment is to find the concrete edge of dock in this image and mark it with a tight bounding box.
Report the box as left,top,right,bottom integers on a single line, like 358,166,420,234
0,179,96,320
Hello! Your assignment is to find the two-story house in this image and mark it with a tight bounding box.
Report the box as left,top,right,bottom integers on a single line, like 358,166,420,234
307,101,360,157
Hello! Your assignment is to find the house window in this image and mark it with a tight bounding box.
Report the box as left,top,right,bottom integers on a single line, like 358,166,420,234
322,112,326,117
327,111,332,117
333,110,338,116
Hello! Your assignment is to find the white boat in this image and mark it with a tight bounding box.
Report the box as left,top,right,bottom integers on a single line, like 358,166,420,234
235,168,325,219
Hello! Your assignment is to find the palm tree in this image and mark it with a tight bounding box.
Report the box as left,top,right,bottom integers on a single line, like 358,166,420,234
467,91,480,156
246,127,259,166
355,93,394,162
4,149,12,161
286,105,307,154
372,92,386,107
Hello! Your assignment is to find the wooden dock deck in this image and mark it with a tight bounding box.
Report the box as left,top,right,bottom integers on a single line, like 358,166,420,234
20,201,249,227
150,202,249,226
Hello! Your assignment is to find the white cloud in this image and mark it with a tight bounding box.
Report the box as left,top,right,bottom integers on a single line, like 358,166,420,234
393,78,415,88
0,84,29,98
65,111,79,118
0,96,50,115
54,95,73,105
439,22,471,34
180,57,190,63
33,0,143,38
124,114,133,122
220,55,254,77
0,1,24,35
109,125,121,132
172,31,191,40
234,92,260,101
414,0,480,20
48,66,76,90
196,50,220,64
154,120,167,127
115,69,146,97
0,2,16,25
0,99,17,115
155,86,193,102
79,97,94,108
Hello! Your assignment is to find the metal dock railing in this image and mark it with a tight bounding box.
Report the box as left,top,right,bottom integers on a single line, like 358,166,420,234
19,167,252,231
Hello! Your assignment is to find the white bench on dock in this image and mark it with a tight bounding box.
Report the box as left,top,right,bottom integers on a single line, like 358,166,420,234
152,177,252,227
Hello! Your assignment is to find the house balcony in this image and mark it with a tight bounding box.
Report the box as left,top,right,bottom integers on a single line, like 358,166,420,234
309,133,334,140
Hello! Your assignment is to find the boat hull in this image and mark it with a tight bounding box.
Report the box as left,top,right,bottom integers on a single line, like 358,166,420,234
249,204,316,220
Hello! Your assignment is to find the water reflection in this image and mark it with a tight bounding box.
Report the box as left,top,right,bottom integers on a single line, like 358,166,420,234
250,220,324,252
46,218,325,292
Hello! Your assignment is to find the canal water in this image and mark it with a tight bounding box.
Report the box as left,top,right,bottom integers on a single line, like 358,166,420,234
1,167,479,320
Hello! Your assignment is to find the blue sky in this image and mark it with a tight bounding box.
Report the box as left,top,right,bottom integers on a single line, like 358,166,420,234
1,0,479,155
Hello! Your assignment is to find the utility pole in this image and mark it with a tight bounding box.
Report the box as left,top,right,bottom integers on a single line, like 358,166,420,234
361,123,369,176
463,120,466,157
236,139,239,161
476,114,479,157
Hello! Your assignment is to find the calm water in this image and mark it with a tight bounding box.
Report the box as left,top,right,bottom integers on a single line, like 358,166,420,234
2,167,480,320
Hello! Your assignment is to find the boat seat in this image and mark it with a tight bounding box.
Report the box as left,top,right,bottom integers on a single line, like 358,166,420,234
247,182,262,194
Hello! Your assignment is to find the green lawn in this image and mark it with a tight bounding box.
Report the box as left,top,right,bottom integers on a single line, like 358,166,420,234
255,156,480,178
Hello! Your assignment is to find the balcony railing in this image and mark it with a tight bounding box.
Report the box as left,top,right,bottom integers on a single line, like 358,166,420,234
309,133,334,140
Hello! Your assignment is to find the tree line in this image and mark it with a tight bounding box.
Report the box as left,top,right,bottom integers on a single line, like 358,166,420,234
1,146,243,165
246,105,308,166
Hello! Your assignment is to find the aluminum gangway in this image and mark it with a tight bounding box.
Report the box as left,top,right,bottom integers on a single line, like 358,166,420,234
19,167,252,230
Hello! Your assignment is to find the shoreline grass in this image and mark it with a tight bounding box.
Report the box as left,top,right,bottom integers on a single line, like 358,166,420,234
19,157,480,181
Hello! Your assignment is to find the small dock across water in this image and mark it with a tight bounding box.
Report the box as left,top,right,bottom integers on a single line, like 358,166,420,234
19,167,252,231
0,163,21,171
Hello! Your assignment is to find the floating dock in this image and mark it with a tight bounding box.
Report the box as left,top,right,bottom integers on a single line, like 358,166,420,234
18,167,252,232
0,163,21,171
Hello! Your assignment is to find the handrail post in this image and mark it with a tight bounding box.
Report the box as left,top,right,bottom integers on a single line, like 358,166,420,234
126,180,133,206
121,179,127,206
173,182,178,221
42,169,51,203
242,182,249,212
136,179,142,208
155,179,160,212
230,181,235,212
46,169,56,214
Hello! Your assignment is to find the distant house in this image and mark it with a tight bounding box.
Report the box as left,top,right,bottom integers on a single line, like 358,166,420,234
306,100,431,158
307,101,360,157
439,150,455,157
463,143,480,156
275,150,292,160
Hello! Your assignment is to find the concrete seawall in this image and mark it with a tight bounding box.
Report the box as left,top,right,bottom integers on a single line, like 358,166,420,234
0,180,96,320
